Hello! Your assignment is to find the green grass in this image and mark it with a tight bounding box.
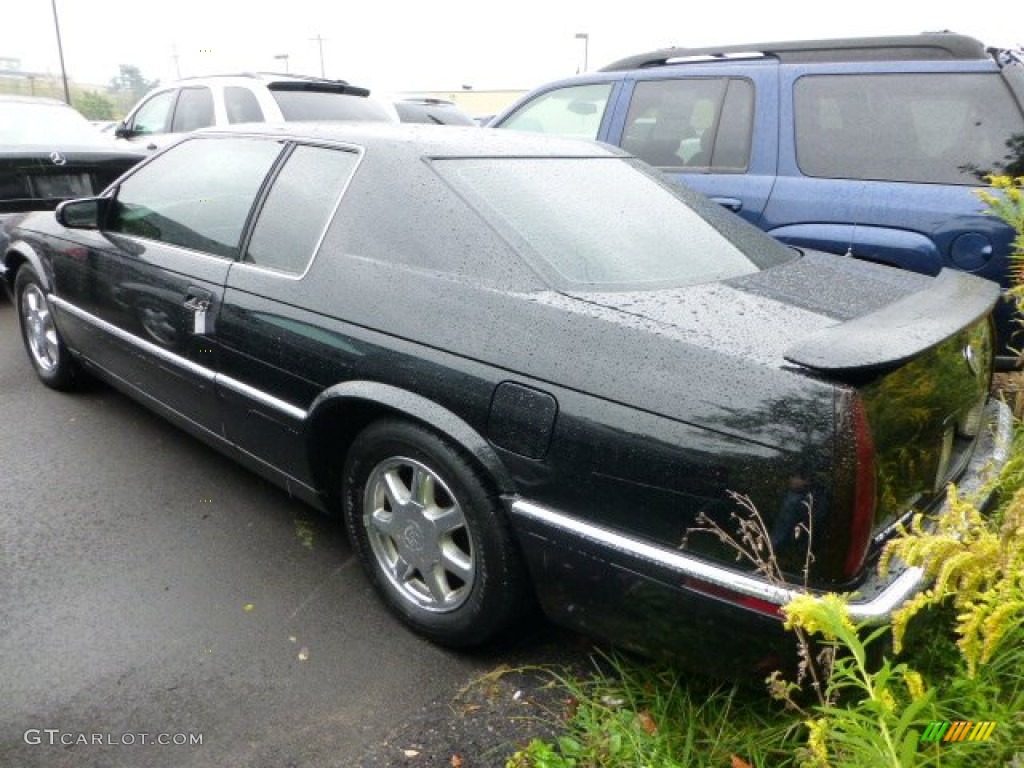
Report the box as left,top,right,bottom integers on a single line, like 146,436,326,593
506,654,802,768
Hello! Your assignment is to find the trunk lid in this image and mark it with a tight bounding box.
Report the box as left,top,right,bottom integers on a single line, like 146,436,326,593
0,147,144,214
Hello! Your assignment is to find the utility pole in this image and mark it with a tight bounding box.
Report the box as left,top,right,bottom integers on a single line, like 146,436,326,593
172,44,181,79
51,0,71,104
575,32,590,74
310,34,326,78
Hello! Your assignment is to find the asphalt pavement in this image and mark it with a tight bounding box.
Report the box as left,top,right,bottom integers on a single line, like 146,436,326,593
0,295,571,767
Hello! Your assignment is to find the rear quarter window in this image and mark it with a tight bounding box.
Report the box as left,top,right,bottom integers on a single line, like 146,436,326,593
244,144,360,274
794,72,1024,184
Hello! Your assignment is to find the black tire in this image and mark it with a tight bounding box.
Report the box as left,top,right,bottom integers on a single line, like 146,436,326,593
14,266,81,390
342,419,530,648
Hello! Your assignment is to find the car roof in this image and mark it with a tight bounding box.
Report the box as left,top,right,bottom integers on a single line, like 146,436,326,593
197,121,624,158
601,33,990,70
0,94,72,107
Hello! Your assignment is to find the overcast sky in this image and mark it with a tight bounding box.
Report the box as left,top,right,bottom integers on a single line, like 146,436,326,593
8,0,1023,95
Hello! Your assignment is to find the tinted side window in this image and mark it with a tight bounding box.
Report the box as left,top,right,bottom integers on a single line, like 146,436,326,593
109,138,283,258
794,73,1024,184
245,145,359,273
622,78,752,171
171,87,215,132
500,83,613,139
710,79,754,169
225,86,265,124
130,90,176,135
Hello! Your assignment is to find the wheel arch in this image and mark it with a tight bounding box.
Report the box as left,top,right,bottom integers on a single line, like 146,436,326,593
2,240,50,298
305,381,515,512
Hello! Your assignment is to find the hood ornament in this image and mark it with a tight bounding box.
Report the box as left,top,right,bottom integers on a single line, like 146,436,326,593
50,151,67,166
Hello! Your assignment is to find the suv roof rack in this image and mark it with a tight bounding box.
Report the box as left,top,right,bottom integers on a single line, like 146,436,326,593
175,72,351,85
601,33,989,71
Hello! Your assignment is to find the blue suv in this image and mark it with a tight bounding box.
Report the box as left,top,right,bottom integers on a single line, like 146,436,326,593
492,34,1024,367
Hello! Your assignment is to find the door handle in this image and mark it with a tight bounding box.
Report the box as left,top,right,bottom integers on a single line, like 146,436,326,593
183,296,211,311
183,287,214,312
711,197,743,212
184,287,215,335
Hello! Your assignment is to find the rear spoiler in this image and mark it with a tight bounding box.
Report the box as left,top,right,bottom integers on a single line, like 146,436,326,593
785,269,1000,374
267,81,371,98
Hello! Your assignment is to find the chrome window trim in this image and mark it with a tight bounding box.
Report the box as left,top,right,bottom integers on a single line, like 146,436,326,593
49,295,307,423
106,229,241,265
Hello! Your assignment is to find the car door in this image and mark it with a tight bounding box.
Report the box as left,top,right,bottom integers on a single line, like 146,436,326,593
116,88,178,151
49,135,285,435
605,65,778,226
216,141,362,485
118,86,217,152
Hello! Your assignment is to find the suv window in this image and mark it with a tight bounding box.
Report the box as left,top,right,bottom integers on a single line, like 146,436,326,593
245,145,359,273
171,87,215,133
109,137,283,258
130,90,176,135
795,72,1024,184
622,78,753,170
270,90,394,122
225,86,265,124
501,83,613,139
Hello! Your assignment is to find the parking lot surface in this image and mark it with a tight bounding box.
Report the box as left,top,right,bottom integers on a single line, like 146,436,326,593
0,296,564,767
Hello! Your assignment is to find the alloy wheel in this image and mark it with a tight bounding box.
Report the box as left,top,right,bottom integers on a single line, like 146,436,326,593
362,456,475,613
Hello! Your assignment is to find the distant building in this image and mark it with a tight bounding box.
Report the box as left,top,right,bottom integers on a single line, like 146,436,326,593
396,89,525,120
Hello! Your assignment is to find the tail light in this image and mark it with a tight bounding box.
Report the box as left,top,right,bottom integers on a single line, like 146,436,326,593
680,577,783,618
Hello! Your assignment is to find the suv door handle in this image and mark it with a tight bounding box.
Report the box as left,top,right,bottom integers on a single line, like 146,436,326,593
711,197,743,212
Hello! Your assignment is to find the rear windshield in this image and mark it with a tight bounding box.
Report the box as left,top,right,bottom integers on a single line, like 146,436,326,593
0,101,108,146
795,72,1024,184
433,157,795,290
270,90,394,122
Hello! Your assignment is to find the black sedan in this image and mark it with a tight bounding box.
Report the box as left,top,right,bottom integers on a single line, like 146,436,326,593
0,124,1010,668
0,95,145,220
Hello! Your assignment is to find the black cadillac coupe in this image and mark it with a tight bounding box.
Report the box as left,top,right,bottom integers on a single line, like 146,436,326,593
0,124,1011,667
